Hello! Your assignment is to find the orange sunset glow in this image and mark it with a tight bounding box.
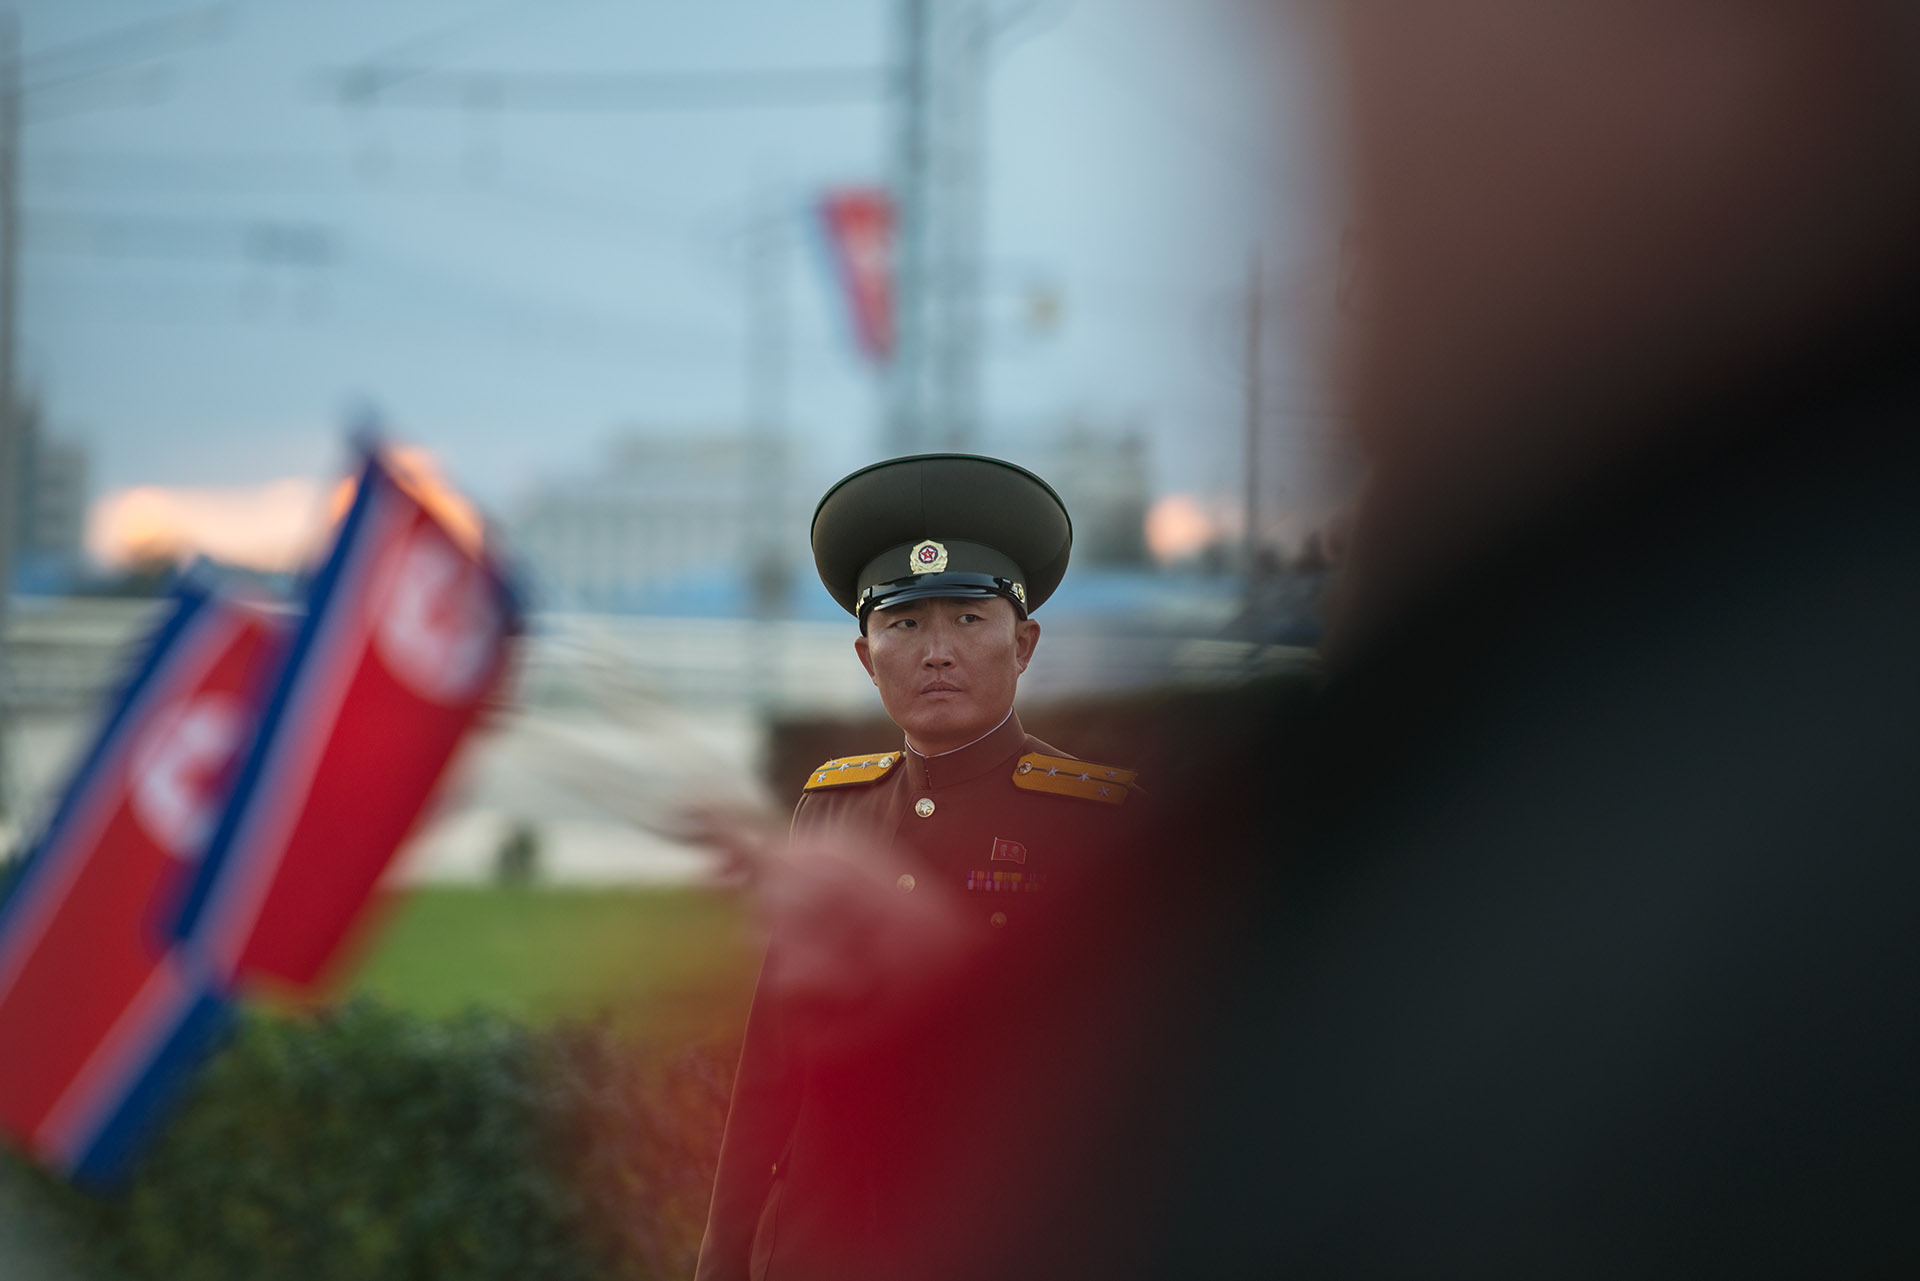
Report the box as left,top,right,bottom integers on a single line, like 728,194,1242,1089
87,447,479,572
88,478,329,572
1143,493,1223,564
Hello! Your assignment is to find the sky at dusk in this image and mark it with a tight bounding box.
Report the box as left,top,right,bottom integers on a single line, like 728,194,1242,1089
11,0,1337,553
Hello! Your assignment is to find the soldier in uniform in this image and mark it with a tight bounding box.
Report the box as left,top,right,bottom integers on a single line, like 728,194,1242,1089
695,453,1141,1281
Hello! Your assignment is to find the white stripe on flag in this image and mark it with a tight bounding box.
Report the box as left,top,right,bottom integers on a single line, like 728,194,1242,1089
196,485,404,976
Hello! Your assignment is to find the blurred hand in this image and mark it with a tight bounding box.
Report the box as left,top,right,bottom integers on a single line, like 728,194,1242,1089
675,802,779,888
676,804,976,1036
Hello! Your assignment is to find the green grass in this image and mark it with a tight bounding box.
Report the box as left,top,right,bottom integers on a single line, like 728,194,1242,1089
335,885,764,1041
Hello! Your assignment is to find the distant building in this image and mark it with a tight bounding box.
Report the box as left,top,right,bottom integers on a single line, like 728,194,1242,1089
509,431,816,614
979,420,1152,567
9,401,90,593
510,419,1154,617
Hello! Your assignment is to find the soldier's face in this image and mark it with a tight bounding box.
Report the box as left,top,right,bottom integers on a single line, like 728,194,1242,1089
855,596,1040,754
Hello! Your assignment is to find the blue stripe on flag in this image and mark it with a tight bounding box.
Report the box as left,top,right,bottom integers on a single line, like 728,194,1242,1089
0,570,215,934
66,987,235,1192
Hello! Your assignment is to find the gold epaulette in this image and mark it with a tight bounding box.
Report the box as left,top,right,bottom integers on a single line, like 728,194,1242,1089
803,751,902,791
1011,753,1137,805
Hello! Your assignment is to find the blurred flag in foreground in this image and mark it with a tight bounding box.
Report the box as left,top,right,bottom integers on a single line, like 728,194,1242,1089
0,441,519,1186
174,444,520,992
0,574,284,1184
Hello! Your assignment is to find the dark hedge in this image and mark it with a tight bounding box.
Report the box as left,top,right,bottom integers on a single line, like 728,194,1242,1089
4,999,735,1280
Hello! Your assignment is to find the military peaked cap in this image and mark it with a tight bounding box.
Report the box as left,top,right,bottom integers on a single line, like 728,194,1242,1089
812,453,1073,630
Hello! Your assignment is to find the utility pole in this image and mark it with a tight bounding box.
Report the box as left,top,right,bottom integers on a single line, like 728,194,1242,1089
0,14,21,825
745,183,791,711
936,2,986,452
887,0,989,456
1241,250,1264,637
886,0,932,456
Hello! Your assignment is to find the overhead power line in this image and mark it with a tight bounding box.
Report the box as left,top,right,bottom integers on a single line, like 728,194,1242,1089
6,5,226,84
19,67,172,127
338,0,581,93
326,66,895,113
23,210,334,266
1,6,229,127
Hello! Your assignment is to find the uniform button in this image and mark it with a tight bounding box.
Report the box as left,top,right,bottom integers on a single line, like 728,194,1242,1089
1016,761,1033,775
897,874,917,892
914,797,936,818
990,911,1008,928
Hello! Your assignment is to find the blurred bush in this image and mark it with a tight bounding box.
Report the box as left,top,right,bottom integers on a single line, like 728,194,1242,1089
4,1000,735,1280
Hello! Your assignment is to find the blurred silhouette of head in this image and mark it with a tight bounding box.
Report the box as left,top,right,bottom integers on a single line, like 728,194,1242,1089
1332,0,1920,629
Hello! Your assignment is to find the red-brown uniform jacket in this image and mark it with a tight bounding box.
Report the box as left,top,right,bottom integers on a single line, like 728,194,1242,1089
695,711,1141,1281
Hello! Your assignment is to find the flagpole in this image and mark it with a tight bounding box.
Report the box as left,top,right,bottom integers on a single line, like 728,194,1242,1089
0,15,21,825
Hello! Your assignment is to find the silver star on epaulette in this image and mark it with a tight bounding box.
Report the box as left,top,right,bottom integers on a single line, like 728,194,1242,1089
1098,785,1112,797
1105,769,1119,779
817,773,828,783
837,761,852,771
1046,766,1060,777
1077,772,1091,782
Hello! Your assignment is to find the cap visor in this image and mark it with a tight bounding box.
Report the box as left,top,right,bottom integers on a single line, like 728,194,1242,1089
868,582,1005,611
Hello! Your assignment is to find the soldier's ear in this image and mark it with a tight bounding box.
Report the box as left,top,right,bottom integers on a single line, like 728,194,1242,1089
1014,618,1040,673
854,634,876,683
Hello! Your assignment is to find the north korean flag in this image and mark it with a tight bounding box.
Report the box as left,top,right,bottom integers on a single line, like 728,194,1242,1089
0,573,285,1184
174,445,521,992
819,187,895,364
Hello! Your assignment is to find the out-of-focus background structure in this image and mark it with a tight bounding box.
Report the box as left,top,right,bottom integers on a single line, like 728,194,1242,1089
0,0,1340,881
